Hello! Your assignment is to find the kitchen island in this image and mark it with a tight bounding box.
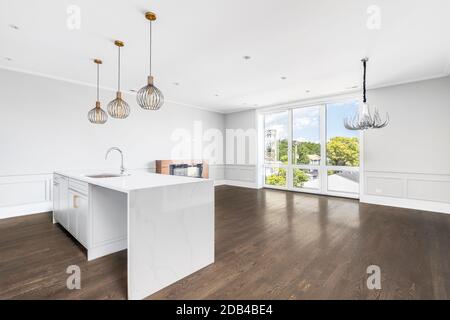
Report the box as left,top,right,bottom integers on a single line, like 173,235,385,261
53,171,214,300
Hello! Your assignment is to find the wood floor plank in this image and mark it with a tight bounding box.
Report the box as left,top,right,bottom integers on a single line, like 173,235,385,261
0,186,449,300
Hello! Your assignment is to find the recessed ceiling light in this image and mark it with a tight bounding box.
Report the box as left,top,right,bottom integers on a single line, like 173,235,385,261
173,82,180,86
243,56,251,60
305,90,311,93
281,77,287,80
9,24,19,30
4,57,12,61
214,94,219,97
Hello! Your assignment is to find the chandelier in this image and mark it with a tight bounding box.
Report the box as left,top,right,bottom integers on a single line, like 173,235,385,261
108,40,131,119
88,59,108,124
136,11,164,111
344,58,389,130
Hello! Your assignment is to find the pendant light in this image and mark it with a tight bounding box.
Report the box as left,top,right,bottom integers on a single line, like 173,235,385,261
108,40,130,119
88,59,108,124
344,58,389,130
136,11,164,111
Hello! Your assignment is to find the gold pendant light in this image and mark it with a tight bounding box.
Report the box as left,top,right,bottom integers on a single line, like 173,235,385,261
88,59,108,124
108,40,130,119
136,11,164,111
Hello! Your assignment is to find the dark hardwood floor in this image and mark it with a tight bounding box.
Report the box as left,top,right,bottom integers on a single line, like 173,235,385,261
1,186,449,300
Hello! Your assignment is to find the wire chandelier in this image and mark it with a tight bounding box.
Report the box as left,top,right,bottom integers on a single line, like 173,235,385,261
88,59,108,124
137,12,164,111
344,58,389,131
108,40,131,119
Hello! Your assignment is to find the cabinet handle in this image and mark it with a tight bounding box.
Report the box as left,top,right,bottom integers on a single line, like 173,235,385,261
73,195,79,209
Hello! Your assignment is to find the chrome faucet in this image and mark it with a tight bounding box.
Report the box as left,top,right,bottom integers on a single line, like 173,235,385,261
105,147,126,175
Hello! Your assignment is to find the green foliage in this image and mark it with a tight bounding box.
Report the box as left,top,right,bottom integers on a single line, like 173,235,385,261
278,139,288,164
293,169,310,188
276,137,358,167
266,168,287,186
293,142,321,164
265,139,288,164
326,137,359,167
266,168,311,188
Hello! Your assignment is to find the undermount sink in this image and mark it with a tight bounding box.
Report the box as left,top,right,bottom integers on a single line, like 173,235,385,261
86,174,129,179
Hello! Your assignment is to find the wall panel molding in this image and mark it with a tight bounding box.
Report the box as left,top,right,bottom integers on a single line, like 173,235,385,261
362,171,450,214
224,165,257,183
0,174,53,219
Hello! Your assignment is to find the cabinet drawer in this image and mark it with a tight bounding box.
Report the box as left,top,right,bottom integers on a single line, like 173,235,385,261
69,179,88,195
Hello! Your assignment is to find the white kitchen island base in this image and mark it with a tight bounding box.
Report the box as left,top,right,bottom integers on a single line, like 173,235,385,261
128,181,214,300
53,171,214,300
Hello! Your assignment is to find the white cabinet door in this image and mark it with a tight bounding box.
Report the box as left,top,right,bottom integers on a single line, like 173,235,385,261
53,181,60,223
68,189,89,248
54,175,69,229
58,178,69,229
75,192,89,247
68,190,77,237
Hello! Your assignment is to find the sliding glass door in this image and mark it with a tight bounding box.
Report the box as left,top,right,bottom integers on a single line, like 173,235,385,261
263,100,361,198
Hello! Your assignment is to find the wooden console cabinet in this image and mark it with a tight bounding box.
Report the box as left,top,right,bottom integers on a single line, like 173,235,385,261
155,160,209,179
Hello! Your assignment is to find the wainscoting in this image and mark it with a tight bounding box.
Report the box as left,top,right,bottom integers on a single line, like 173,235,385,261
0,174,53,219
361,171,450,214
3,168,448,219
223,165,259,189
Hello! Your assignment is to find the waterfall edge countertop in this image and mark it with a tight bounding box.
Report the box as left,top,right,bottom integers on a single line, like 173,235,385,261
54,170,209,193
53,169,215,299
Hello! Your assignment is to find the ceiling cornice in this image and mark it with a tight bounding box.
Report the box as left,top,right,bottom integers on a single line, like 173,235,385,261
1,64,449,116
0,65,226,115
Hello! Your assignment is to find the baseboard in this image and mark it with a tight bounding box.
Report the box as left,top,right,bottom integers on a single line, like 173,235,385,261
214,180,227,186
87,238,127,261
360,195,450,214
0,202,53,220
221,180,262,189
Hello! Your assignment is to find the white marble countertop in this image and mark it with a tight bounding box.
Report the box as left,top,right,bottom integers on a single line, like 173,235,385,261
54,170,210,193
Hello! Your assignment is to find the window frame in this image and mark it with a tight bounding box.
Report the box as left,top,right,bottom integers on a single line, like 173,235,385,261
261,97,363,199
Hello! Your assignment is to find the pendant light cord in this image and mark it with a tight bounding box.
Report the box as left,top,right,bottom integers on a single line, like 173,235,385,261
363,59,367,103
97,62,100,101
149,20,152,76
118,46,121,92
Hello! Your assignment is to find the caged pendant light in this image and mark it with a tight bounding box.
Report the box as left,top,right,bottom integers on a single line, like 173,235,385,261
88,59,108,124
108,40,131,119
136,11,164,111
344,58,389,131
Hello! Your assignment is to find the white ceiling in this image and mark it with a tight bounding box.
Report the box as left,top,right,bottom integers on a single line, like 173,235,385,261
1,0,449,113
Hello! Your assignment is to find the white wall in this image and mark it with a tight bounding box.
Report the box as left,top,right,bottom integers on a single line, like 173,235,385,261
223,110,259,188
361,76,450,213
0,69,225,218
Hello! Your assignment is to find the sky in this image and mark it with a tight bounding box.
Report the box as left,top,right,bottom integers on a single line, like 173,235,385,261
265,100,360,143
